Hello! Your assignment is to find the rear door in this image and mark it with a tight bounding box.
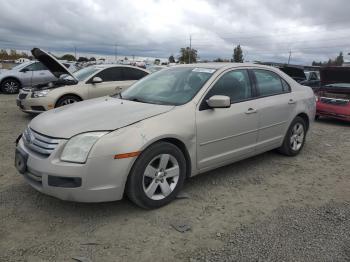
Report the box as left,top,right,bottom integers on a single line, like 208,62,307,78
251,69,295,152
196,69,259,171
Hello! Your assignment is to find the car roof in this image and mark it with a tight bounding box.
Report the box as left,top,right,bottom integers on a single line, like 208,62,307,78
173,62,275,70
94,64,146,69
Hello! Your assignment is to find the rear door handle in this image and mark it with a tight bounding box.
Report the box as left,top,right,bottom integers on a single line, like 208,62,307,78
288,99,296,105
245,108,257,114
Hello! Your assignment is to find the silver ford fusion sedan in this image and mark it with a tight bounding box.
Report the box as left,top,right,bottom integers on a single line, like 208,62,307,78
15,63,316,208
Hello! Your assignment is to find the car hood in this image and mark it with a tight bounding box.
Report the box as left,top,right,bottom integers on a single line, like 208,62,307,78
31,48,78,81
29,97,174,138
279,66,306,81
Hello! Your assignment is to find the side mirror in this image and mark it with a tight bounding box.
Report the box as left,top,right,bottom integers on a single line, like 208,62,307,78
92,77,103,84
207,95,231,109
21,68,29,73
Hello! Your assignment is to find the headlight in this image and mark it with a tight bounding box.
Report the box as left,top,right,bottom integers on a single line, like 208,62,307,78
32,89,50,98
61,132,108,163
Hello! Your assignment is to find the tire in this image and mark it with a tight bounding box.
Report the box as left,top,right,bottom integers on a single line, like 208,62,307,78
1,78,21,94
55,95,81,107
126,142,186,209
278,116,307,156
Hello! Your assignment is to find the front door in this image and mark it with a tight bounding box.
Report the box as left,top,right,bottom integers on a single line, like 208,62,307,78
196,69,259,171
87,67,125,99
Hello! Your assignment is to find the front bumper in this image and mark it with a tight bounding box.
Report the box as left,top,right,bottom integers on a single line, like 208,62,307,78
16,90,52,113
15,137,133,202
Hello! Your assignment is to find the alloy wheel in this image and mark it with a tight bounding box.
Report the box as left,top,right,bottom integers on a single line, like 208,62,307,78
290,123,304,151
61,98,77,105
3,80,19,93
142,154,180,200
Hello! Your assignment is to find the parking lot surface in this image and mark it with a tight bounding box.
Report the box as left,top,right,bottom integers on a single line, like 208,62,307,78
0,94,349,261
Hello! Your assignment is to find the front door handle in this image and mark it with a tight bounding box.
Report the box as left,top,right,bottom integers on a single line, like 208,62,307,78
288,99,296,105
245,108,257,114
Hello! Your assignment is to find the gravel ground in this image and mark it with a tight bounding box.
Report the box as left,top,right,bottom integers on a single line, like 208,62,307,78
0,94,349,262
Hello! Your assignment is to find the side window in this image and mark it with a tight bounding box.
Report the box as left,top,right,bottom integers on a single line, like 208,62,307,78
281,78,290,92
94,67,123,82
122,68,148,80
253,69,286,96
25,62,47,71
205,69,252,103
310,72,317,80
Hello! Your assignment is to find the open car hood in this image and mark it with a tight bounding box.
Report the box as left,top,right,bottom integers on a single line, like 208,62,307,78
319,67,350,94
279,66,306,81
31,48,78,81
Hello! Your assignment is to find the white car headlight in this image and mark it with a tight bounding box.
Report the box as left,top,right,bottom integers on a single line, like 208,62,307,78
32,89,50,98
61,132,108,163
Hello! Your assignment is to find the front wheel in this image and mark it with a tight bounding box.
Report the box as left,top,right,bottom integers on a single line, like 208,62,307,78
126,142,186,209
278,116,307,156
55,95,81,107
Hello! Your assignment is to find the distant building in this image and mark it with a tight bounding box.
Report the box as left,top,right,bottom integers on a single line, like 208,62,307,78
15,58,30,63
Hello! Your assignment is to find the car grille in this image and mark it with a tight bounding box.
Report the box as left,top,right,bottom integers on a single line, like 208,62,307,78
18,93,28,100
320,97,349,106
23,127,61,156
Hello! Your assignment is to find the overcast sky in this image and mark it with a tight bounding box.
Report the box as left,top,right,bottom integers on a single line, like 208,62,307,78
1,0,350,64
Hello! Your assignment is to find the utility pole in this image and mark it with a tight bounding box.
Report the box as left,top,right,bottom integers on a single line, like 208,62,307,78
288,50,292,65
114,43,118,63
74,46,77,60
189,34,192,64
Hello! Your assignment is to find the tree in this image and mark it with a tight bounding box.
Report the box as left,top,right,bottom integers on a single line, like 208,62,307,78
60,54,76,61
214,58,224,62
233,45,243,63
0,49,8,60
335,52,344,66
178,47,198,64
77,57,88,62
168,55,175,63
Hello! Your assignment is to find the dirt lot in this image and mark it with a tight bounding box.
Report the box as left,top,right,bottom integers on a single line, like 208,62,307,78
0,94,349,262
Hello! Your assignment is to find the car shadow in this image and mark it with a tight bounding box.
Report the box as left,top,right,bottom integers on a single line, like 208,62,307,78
316,117,350,127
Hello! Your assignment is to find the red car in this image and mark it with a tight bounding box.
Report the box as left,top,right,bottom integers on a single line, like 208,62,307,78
315,67,350,122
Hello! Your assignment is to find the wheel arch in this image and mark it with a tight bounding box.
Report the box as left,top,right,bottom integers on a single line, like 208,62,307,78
0,76,22,87
136,136,192,179
295,112,310,131
54,93,83,107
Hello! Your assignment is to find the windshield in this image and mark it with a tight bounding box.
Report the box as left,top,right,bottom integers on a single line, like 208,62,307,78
71,66,99,81
121,67,216,105
11,62,33,70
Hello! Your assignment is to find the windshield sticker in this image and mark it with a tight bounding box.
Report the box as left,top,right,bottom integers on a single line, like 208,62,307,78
192,68,216,74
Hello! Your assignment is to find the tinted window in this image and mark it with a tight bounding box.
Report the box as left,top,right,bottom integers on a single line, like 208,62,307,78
94,67,123,82
122,68,148,80
253,70,285,96
205,70,252,103
25,62,47,71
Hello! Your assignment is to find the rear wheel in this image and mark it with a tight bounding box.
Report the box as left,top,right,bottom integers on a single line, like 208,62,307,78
126,142,186,209
55,95,81,107
278,116,307,156
1,78,21,94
